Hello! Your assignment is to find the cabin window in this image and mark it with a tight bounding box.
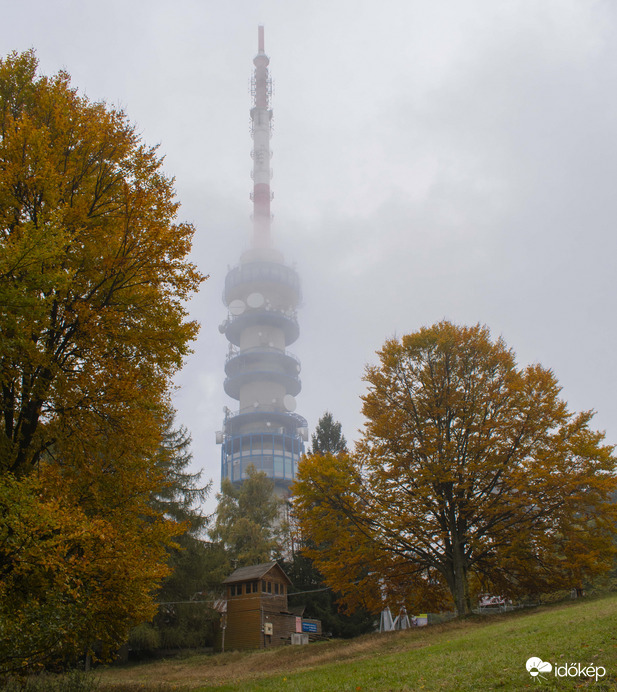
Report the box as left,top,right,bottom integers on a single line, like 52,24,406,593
274,583,279,595
262,580,266,592
252,581,258,593
267,581,272,594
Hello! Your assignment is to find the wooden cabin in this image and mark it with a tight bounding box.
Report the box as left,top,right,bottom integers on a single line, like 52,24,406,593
221,561,321,650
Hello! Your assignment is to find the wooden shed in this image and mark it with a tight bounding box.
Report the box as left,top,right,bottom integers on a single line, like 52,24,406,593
221,561,320,650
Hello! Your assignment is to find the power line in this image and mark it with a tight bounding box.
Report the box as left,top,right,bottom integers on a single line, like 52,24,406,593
288,586,331,596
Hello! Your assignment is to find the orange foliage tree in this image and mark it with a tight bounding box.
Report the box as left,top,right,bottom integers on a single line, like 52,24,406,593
0,50,204,672
293,322,617,617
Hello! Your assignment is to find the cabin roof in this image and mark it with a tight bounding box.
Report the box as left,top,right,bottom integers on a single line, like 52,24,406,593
288,604,305,617
223,561,292,586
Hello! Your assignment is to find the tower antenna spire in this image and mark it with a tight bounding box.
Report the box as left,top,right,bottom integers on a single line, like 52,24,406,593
250,25,272,248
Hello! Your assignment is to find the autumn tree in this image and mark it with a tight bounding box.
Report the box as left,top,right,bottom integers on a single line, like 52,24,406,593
0,49,202,477
211,465,284,573
310,411,347,455
0,50,204,673
0,472,178,673
283,542,375,638
293,322,617,617
286,413,373,637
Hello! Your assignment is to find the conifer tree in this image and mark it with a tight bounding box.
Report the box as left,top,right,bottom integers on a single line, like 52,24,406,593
310,411,347,455
152,415,210,533
130,415,227,653
211,466,283,571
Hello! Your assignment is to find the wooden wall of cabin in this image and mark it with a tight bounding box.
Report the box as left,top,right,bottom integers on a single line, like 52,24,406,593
223,570,295,650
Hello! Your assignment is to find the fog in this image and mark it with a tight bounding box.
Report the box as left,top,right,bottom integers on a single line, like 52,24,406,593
4,0,617,511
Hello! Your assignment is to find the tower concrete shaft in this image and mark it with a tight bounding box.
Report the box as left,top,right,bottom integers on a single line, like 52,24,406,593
217,27,307,496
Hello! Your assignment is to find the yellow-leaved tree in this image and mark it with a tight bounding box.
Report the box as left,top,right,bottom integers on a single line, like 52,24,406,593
0,50,205,673
293,322,617,617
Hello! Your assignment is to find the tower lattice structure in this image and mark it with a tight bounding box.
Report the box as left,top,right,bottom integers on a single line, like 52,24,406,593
217,26,307,496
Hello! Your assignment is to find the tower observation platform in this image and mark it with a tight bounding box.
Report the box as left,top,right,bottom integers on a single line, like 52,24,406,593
217,27,307,496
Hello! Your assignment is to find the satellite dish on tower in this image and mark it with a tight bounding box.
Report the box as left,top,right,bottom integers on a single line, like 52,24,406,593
283,394,296,412
247,292,265,308
229,299,245,316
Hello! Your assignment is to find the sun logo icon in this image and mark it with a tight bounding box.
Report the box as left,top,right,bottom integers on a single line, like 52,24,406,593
526,657,552,680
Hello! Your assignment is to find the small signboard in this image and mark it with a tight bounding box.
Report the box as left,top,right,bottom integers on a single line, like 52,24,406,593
302,621,318,633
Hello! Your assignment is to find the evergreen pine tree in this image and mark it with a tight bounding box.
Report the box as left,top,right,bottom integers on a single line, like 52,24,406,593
310,411,347,455
130,414,226,654
211,465,284,570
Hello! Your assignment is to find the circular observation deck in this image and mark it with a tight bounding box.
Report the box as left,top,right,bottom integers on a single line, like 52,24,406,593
225,347,300,377
223,308,299,347
223,407,307,437
223,261,301,306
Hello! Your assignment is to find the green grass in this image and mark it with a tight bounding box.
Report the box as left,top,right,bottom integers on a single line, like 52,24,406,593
98,594,617,691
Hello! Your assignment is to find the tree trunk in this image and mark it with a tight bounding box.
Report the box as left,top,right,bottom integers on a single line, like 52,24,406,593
451,540,472,616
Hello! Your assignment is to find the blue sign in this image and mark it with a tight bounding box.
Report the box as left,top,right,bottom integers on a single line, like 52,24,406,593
302,622,318,633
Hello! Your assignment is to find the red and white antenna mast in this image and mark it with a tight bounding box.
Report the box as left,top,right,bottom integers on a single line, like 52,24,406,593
218,28,307,498
250,25,273,249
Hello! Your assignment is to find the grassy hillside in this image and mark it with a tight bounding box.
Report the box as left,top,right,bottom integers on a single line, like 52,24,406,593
98,594,617,691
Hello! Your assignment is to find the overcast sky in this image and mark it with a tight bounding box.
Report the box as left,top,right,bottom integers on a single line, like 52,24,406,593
4,0,617,512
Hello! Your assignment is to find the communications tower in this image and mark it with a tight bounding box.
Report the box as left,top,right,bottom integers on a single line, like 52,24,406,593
217,26,307,496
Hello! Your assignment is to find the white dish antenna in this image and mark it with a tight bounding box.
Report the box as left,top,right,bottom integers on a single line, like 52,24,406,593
283,394,296,412
229,299,245,316
247,292,265,308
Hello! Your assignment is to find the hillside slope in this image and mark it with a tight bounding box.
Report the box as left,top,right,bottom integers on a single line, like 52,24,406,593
100,594,617,691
